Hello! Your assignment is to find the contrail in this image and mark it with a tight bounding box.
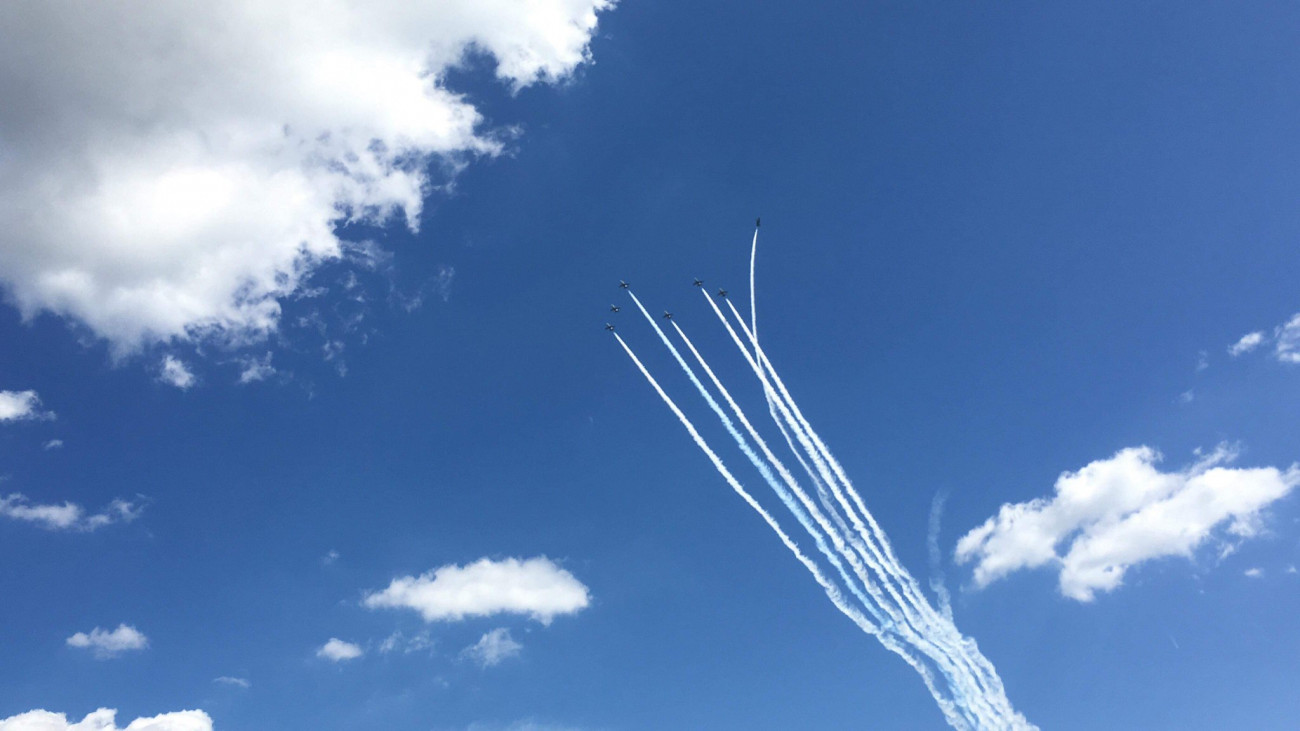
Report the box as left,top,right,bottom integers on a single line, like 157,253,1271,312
627,292,896,631
613,329,965,728
612,264,1033,727
704,290,1003,726
720,295,1029,728
928,491,954,621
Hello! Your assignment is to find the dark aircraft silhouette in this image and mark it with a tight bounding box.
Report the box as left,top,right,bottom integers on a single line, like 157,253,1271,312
605,323,616,331
756,217,761,228
619,280,630,289
662,311,673,320
609,304,620,313
716,289,728,298
693,278,704,287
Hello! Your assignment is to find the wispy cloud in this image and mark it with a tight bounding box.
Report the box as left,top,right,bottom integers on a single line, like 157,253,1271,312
364,557,590,625
1244,568,1263,578
316,638,363,662
42,439,64,450
213,676,250,689
0,494,142,532
460,628,523,668
956,444,1300,601
66,624,148,659
0,390,53,421
158,356,196,390
379,629,434,655
1227,313,1300,364
236,352,276,384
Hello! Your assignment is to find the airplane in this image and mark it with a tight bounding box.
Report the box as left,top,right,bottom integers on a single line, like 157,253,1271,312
693,278,704,287
662,311,673,320
756,217,761,228
605,323,616,331
609,304,620,313
716,288,728,298
619,280,630,289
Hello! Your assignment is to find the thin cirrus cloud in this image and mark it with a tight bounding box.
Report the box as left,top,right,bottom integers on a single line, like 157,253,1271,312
0,494,142,532
0,0,614,356
0,708,211,731
364,556,590,625
0,390,52,422
66,624,149,659
1228,313,1300,363
461,628,524,668
956,444,1299,601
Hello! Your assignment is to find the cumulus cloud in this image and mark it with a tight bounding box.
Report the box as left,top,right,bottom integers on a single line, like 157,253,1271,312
0,709,211,731
0,494,142,532
0,390,52,421
955,445,1300,601
1229,331,1266,357
364,556,590,625
0,1,613,354
317,638,363,662
1244,567,1263,578
158,356,195,390
66,624,149,659
461,628,523,668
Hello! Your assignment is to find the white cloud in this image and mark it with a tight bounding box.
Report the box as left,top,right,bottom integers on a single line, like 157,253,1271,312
1229,331,1266,357
66,624,149,659
0,709,211,731
0,494,142,532
1275,313,1300,364
0,1,612,355
316,638,363,662
364,556,590,625
461,628,523,667
213,676,250,689
955,445,1300,601
43,439,64,450
236,352,275,384
378,629,434,655
0,390,52,421
158,356,195,390
322,549,340,566
1244,567,1263,578
1178,389,1195,404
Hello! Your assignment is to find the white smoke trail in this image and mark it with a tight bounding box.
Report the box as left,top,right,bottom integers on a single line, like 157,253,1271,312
928,491,954,621
719,295,1031,728
702,290,1002,728
749,225,759,352
626,293,897,632
612,331,965,728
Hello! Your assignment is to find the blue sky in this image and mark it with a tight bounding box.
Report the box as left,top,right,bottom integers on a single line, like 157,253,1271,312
2,2,1300,729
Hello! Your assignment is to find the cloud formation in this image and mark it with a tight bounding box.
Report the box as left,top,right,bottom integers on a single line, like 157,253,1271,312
461,628,523,668
0,391,52,421
0,709,210,731
0,1,613,354
1228,313,1300,364
317,638,363,662
0,494,142,532
956,445,1300,601
364,556,590,625
158,356,195,390
213,676,250,689
66,624,149,659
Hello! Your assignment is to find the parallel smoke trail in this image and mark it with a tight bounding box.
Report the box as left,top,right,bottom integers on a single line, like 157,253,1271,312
627,292,896,631
704,290,999,727
613,331,963,727
720,295,1030,728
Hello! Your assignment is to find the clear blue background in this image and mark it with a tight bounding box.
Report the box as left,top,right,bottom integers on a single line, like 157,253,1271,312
3,3,1299,729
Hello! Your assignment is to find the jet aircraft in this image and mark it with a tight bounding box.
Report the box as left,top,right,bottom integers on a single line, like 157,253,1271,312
605,323,616,331
693,278,704,287
716,289,728,298
609,305,620,313
662,311,673,320
756,217,761,228
619,280,630,289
